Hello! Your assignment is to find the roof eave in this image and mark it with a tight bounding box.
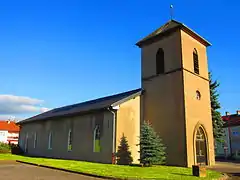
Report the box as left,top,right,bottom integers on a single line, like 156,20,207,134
136,26,180,48
17,107,110,125
111,90,142,107
181,25,212,47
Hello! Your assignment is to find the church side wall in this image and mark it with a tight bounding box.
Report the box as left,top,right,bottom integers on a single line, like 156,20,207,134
18,111,114,164
116,96,141,164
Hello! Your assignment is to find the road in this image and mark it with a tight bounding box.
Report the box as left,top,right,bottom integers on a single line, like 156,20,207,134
0,161,102,180
208,161,240,180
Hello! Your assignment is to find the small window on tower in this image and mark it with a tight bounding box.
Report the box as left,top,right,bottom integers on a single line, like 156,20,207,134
196,90,201,100
193,48,199,74
156,48,165,75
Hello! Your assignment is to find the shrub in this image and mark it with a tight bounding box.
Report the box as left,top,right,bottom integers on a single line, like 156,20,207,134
0,142,11,153
138,121,166,167
116,134,133,165
10,144,24,155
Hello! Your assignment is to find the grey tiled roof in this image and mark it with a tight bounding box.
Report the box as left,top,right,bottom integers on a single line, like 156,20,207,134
136,19,211,47
18,88,142,124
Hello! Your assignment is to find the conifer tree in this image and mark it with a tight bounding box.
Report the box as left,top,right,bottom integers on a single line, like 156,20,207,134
138,121,166,166
116,134,133,165
209,72,224,143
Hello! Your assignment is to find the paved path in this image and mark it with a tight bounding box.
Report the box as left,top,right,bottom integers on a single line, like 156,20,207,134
0,161,101,180
208,162,240,179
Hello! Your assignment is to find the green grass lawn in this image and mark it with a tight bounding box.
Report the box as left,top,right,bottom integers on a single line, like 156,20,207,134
0,154,222,180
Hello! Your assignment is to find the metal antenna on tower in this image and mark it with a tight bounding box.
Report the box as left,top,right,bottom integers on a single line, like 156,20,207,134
170,4,174,20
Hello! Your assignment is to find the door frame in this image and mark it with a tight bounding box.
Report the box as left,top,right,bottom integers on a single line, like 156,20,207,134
193,124,209,166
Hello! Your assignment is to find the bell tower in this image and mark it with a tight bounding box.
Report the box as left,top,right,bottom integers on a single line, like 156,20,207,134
137,20,215,167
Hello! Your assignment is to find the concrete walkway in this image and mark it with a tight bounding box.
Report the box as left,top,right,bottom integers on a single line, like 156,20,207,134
208,161,240,179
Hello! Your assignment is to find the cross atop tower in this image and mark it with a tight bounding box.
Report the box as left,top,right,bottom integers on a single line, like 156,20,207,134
170,4,174,20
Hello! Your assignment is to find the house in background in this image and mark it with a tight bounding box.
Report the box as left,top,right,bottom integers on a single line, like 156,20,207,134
0,120,20,145
215,111,240,159
17,19,215,167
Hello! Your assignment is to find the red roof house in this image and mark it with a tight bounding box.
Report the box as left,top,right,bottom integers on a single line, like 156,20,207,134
0,120,20,144
222,111,240,127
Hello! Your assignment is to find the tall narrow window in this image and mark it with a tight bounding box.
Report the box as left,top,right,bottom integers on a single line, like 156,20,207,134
93,125,101,152
48,131,52,150
67,129,72,151
24,133,28,153
193,48,199,74
34,132,37,149
156,48,165,75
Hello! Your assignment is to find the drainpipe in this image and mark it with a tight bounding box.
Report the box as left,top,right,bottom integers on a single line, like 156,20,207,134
108,105,119,164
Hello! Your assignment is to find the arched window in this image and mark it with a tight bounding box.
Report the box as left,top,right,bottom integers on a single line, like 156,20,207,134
156,48,165,75
196,90,201,100
93,125,101,152
48,131,52,150
67,129,72,151
193,48,199,74
34,132,37,149
24,132,28,153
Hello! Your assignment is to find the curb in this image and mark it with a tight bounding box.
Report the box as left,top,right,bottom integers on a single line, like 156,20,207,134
16,160,122,180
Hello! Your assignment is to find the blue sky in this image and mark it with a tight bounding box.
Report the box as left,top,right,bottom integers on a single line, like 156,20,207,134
0,0,239,120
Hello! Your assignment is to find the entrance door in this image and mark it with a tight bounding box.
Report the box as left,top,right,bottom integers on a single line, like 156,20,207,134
195,127,208,165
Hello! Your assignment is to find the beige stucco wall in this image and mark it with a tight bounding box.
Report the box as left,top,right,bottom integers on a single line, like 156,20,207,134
181,30,215,166
141,30,187,166
142,72,187,166
19,111,114,164
116,96,141,164
141,30,182,79
181,30,209,80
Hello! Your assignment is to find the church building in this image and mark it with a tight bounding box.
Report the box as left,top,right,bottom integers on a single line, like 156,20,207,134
17,19,215,167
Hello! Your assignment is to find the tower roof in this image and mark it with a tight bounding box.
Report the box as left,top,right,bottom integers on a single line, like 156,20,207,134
136,20,211,47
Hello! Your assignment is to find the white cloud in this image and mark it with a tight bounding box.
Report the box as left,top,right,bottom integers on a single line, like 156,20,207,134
0,95,43,105
0,94,50,115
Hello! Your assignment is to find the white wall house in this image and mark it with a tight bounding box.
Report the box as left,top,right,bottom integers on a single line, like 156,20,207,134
216,111,240,159
0,120,20,144
0,130,8,143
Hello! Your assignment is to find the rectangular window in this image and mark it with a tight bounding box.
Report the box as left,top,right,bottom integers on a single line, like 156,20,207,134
48,131,52,150
34,132,37,149
67,129,72,151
